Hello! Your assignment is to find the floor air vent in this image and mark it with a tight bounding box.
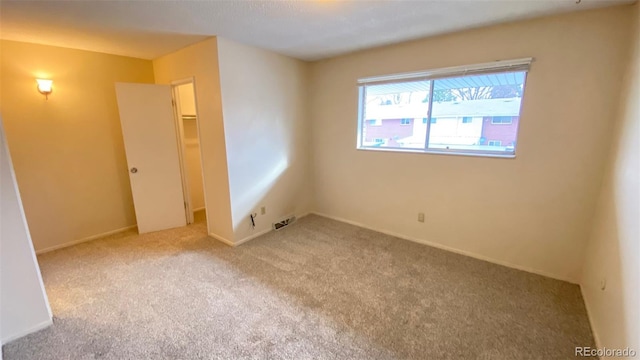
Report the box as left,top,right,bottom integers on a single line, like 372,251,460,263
273,216,296,231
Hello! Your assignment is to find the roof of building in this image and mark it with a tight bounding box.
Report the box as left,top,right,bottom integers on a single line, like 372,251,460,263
365,98,522,119
365,72,525,96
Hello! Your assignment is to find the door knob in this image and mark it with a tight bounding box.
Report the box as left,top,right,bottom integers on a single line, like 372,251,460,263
130,167,138,173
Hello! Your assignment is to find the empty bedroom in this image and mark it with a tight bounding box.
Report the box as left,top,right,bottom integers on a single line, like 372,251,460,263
0,0,638,359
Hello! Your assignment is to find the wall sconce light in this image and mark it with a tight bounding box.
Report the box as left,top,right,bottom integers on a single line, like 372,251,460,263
36,79,53,99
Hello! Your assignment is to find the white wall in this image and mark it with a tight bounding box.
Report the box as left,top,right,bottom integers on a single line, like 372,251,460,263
153,38,235,241
0,117,52,345
581,2,639,353
217,37,312,243
309,6,633,283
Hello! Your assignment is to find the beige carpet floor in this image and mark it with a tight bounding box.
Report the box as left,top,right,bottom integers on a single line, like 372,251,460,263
3,214,594,359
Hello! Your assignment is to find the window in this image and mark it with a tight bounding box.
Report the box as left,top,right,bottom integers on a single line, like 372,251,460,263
491,116,513,124
357,58,530,156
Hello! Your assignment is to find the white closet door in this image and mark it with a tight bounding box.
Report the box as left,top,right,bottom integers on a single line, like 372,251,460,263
115,83,186,233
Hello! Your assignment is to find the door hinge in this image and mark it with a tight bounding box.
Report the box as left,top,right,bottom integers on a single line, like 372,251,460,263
171,99,176,107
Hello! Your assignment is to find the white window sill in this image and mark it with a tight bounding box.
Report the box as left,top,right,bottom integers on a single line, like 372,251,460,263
356,146,516,159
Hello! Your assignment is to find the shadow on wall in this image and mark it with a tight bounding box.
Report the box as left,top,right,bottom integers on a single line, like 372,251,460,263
230,155,289,229
225,107,307,238
581,95,639,349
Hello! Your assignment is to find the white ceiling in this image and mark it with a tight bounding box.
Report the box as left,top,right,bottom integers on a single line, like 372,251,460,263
0,0,634,61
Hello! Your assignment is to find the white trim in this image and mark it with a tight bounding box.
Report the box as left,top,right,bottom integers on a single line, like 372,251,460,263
236,227,273,246
358,57,533,85
171,82,194,225
1,318,53,345
356,146,516,159
208,212,311,247
580,285,602,349
170,77,196,87
208,232,235,246
310,211,577,284
208,225,277,247
208,228,270,247
35,225,137,255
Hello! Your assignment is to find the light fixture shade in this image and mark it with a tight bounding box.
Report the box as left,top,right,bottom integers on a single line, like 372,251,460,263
36,79,53,94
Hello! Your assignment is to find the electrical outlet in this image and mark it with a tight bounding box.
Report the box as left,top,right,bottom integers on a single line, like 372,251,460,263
418,212,425,223
261,206,266,215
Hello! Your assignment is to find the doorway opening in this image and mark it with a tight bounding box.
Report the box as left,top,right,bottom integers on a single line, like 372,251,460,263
172,80,206,225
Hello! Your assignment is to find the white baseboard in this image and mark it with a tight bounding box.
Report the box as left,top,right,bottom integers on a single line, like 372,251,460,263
1,318,53,345
35,225,137,255
209,212,311,247
209,227,277,247
234,211,312,246
580,285,602,348
310,211,577,284
208,232,235,247
236,227,273,246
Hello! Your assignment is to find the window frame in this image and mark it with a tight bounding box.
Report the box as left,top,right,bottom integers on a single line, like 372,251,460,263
491,116,513,125
366,119,382,127
356,58,531,158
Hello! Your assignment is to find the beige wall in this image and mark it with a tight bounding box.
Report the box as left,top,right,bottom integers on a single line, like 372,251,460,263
182,118,205,211
309,6,633,283
582,3,639,353
177,83,197,116
153,38,235,241
217,37,312,243
0,40,154,252
178,83,205,211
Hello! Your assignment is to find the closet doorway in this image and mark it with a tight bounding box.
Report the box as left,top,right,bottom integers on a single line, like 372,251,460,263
172,79,206,225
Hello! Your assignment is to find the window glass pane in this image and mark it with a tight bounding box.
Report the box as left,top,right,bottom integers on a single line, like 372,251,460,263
428,71,525,153
361,80,430,149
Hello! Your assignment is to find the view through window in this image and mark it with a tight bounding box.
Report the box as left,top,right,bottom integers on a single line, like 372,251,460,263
358,60,530,157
